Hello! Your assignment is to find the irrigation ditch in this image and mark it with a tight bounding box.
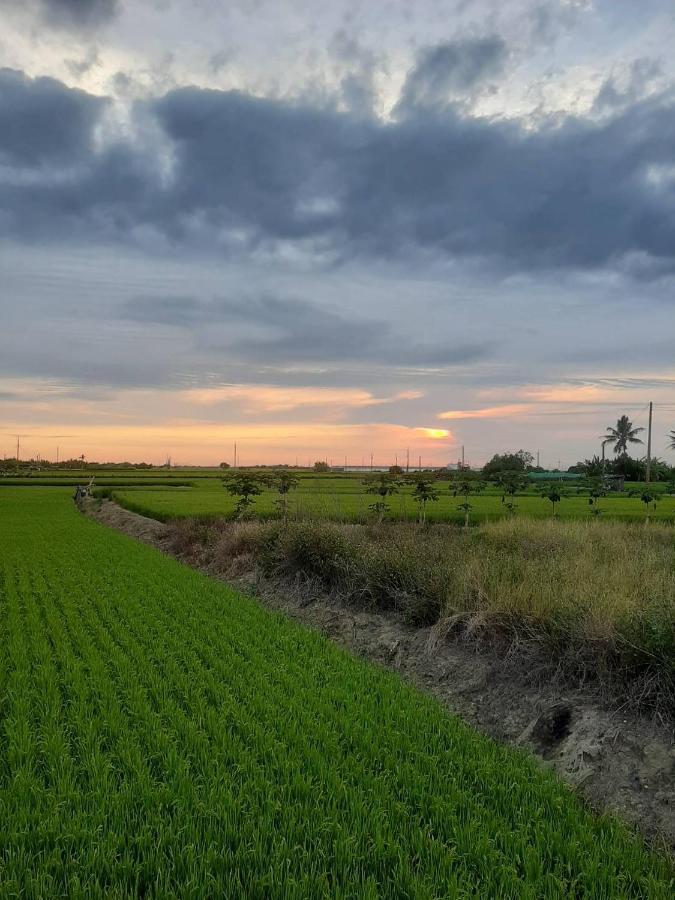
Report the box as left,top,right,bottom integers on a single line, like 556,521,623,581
82,497,674,852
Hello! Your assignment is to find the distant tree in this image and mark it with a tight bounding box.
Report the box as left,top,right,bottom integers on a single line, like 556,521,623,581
388,464,404,475
587,478,605,517
224,472,264,518
482,450,534,479
570,455,603,477
219,462,231,469
364,473,400,523
411,476,439,525
313,461,330,473
498,473,526,503
647,458,671,482
602,415,644,458
640,491,658,524
272,471,299,524
612,455,645,480
542,487,562,517
451,474,485,527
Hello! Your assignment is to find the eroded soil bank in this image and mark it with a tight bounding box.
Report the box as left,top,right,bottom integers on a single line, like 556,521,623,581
84,498,674,851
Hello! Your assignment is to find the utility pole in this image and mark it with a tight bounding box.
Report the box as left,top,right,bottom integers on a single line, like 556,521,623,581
370,452,373,472
406,447,409,474
461,445,465,469
56,445,59,465
536,449,540,468
234,442,237,469
646,401,653,484
418,455,421,472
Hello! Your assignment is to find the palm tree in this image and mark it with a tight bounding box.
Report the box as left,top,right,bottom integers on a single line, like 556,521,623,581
602,415,644,457
668,430,675,451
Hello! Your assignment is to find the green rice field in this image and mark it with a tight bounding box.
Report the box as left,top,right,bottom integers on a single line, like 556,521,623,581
101,474,675,524
0,488,672,896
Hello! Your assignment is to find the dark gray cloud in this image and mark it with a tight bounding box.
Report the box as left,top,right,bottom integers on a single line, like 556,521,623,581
35,0,119,30
121,293,492,368
396,37,507,113
0,68,106,167
2,66,675,276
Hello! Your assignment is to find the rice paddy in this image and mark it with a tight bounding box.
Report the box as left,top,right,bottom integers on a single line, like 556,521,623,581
0,487,672,896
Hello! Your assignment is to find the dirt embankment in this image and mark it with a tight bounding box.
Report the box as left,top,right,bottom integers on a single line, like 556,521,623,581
83,498,674,851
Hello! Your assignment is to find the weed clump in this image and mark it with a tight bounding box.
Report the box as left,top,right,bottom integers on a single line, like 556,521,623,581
167,515,675,707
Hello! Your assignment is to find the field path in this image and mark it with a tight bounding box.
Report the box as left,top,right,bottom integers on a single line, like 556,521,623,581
85,498,675,851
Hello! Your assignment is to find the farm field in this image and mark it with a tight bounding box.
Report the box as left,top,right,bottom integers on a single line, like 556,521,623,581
0,488,673,896
105,475,675,523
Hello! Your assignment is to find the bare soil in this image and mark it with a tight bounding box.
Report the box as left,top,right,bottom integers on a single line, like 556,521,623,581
84,498,674,852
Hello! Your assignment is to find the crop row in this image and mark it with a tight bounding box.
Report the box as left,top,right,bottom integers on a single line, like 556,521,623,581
110,483,675,523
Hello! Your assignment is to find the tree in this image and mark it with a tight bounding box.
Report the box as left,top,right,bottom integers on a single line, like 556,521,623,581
602,415,644,458
389,464,404,475
499,474,525,518
587,478,605,517
542,487,562,516
364,473,399,523
411,476,439,525
313,461,330,473
647,458,671,482
272,471,299,524
224,472,264,518
219,462,231,469
482,450,534,479
640,491,657,524
569,455,603,477
452,475,484,527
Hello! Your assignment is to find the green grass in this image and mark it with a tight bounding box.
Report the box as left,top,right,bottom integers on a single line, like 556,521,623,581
0,488,672,896
109,477,675,523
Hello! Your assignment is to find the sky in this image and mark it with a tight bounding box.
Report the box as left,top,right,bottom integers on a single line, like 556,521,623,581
1,0,675,467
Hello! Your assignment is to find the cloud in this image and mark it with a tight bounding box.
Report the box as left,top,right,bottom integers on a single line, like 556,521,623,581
34,0,120,30
396,36,507,114
438,404,528,420
180,384,423,414
120,293,491,369
2,67,675,276
0,68,106,167
593,57,664,113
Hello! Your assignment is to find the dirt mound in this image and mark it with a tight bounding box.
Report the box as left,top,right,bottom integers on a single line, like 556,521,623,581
83,497,169,545
83,500,674,851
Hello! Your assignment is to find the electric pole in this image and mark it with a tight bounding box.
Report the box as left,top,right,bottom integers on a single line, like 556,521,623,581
406,447,409,474
646,401,653,484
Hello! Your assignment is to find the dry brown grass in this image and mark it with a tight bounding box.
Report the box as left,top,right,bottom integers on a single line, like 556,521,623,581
165,516,675,707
